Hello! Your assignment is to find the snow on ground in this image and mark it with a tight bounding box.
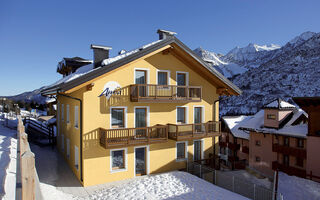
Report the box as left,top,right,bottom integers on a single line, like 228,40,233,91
0,118,17,200
75,171,249,200
278,172,320,200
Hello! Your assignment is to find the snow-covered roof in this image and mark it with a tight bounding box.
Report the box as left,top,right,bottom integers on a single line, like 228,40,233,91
264,98,295,109
239,108,308,138
45,97,56,104
222,115,251,139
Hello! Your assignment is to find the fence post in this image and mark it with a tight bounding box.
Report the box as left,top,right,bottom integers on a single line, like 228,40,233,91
21,151,35,200
253,184,256,200
214,170,217,185
232,176,235,192
199,164,202,178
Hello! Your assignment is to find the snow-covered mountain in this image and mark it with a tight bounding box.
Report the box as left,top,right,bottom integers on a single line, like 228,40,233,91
2,87,48,104
197,31,320,115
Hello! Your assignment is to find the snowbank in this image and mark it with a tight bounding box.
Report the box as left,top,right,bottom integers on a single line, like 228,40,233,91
278,172,320,200
75,171,249,200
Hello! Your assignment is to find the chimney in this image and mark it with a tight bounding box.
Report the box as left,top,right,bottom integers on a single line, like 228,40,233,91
157,29,177,40
90,44,112,68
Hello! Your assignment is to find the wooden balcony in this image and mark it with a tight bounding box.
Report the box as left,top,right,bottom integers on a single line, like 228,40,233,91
228,143,240,151
99,125,168,149
168,121,221,141
219,141,227,147
130,84,202,103
242,146,249,154
272,144,306,158
272,161,306,178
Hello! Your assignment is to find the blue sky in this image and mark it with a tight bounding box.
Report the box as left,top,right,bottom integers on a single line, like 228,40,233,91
1,0,320,96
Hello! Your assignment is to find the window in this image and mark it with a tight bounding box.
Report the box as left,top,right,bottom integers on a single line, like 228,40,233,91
111,108,125,128
67,138,70,158
267,114,276,120
61,134,64,152
297,139,304,148
177,107,186,124
111,149,127,171
57,103,60,136
255,140,261,146
283,155,289,166
74,146,79,170
61,104,64,121
74,106,79,128
176,142,187,161
255,156,261,162
157,71,168,85
66,105,70,123
296,157,303,167
284,137,290,146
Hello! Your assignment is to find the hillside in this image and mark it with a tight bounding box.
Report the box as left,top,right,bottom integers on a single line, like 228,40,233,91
194,31,320,115
2,87,48,105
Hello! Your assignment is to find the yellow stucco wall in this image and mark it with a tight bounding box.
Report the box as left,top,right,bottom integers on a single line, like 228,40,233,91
57,49,220,186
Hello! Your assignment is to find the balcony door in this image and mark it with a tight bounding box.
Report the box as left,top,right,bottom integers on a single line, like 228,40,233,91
194,107,204,133
135,147,147,176
177,72,187,97
135,70,147,97
194,140,202,161
135,107,147,138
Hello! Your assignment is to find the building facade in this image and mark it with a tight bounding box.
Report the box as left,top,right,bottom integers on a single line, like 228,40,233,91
42,30,241,186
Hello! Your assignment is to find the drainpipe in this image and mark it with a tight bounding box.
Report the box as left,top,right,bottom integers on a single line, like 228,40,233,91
57,92,83,182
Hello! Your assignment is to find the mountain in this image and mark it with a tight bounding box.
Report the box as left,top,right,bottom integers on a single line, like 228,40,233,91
195,31,320,115
2,86,48,105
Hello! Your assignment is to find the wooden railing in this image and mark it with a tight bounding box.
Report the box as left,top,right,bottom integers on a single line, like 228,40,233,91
17,116,43,200
219,141,227,147
99,125,168,148
168,121,221,141
272,143,306,158
272,161,306,178
130,84,202,102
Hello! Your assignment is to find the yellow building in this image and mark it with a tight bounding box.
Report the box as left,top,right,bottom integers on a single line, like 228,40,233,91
42,30,241,186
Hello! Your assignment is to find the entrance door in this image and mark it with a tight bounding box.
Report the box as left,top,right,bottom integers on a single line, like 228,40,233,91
194,140,202,161
135,70,147,97
135,108,147,138
194,107,203,132
177,73,186,97
135,147,147,176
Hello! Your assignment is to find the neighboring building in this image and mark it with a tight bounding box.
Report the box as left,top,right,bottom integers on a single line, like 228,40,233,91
239,99,308,178
57,57,93,77
46,97,57,116
293,97,320,182
41,30,241,186
219,115,251,169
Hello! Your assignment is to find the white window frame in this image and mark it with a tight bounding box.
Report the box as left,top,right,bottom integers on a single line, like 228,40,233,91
193,105,205,123
133,106,150,127
133,145,150,177
176,106,189,124
110,106,128,129
74,145,79,170
193,139,204,161
176,141,188,162
110,148,128,173
176,71,189,86
66,104,70,124
61,104,64,122
66,138,70,158
74,106,79,129
156,69,170,85
61,134,64,152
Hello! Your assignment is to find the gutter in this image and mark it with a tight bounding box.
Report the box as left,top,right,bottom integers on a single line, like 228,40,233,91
57,92,83,182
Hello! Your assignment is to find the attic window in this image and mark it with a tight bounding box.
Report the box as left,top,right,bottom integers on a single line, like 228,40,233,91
267,114,276,120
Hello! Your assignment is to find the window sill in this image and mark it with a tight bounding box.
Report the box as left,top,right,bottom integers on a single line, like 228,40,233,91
110,168,127,174
176,158,187,162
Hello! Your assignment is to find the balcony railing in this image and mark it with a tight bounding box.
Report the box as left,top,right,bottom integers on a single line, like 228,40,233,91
219,141,227,147
168,121,221,141
130,84,202,102
272,144,306,158
99,125,168,149
242,146,249,154
272,161,306,178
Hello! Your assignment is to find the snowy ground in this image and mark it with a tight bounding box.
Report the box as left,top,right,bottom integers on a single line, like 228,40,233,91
0,118,17,200
278,172,320,200
75,171,249,200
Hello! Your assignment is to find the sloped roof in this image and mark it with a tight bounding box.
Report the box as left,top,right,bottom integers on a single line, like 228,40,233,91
239,108,308,138
41,36,242,95
263,98,295,109
222,115,251,139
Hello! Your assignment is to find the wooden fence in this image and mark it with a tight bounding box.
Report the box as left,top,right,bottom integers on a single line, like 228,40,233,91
16,116,43,200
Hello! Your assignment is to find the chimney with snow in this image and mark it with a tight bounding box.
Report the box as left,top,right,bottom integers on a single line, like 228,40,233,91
91,44,112,68
157,29,177,40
